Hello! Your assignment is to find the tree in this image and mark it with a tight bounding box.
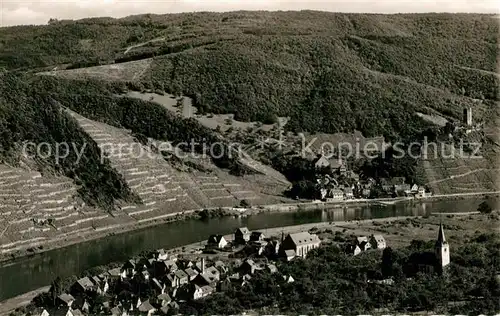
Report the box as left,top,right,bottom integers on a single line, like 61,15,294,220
49,277,63,306
381,247,394,278
477,200,493,214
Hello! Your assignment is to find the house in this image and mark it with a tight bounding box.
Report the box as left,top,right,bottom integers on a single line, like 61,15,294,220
250,231,265,242
329,158,345,174
91,275,109,295
166,270,188,288
141,270,150,281
190,284,203,300
369,235,387,249
283,249,296,261
214,260,228,274
239,259,262,275
339,162,348,176
265,240,280,258
154,260,177,276
343,187,354,199
204,266,221,281
110,306,128,316
326,189,344,202
56,294,75,307
154,248,169,261
72,297,90,314
362,188,371,198
314,155,330,170
121,260,136,278
207,234,228,249
281,232,321,259
71,309,84,316
175,259,193,270
152,278,166,294
392,177,407,192
417,186,427,198
356,236,372,251
136,258,153,271
50,307,74,316
137,300,156,316
184,267,199,281
266,264,278,274
156,293,172,307
234,227,251,244
107,268,121,280
410,184,419,193
283,275,295,283
32,308,50,316
346,244,362,256
70,277,95,294
201,285,215,297
192,273,214,287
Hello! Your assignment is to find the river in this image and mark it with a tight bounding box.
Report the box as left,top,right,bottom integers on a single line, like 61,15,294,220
0,198,483,300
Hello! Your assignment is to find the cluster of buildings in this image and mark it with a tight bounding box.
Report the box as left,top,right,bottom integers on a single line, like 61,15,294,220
208,228,321,262
346,234,387,256
29,229,321,316
313,155,428,201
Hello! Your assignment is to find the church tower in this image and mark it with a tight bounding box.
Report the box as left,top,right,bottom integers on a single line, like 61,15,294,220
434,223,450,268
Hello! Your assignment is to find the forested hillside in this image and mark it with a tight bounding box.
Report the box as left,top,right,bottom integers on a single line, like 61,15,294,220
0,73,138,209
0,11,497,140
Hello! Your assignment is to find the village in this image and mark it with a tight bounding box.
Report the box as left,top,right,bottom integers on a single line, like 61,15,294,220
310,154,429,202
25,219,455,316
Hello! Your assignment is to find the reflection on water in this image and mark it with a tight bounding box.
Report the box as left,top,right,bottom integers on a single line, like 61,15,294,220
0,199,482,300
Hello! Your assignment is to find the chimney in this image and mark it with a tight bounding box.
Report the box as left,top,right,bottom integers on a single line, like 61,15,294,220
201,257,205,274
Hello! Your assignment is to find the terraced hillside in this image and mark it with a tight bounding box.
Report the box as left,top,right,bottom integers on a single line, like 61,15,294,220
68,110,282,222
0,164,132,254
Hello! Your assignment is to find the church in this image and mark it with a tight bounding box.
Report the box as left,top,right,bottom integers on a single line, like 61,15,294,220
407,223,450,275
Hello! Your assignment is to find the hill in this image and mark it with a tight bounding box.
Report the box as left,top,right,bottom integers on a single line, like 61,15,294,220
1,11,498,141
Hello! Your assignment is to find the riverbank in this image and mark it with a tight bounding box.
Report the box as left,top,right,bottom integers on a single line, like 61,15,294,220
3,210,497,315
1,191,497,264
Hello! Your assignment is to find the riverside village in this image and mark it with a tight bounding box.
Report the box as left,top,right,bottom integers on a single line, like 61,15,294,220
23,222,454,316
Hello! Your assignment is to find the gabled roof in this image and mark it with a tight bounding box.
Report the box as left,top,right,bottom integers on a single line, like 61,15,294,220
107,268,121,277
208,234,226,244
371,235,385,243
235,227,250,234
110,306,123,316
57,293,75,304
250,231,265,239
287,232,320,246
138,299,155,312
71,309,84,316
357,236,369,243
152,278,163,290
76,276,94,289
200,285,214,295
157,293,172,302
314,155,330,168
174,269,188,279
184,267,199,278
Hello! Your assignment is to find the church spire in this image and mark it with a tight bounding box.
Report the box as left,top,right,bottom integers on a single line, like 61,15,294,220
436,223,447,245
